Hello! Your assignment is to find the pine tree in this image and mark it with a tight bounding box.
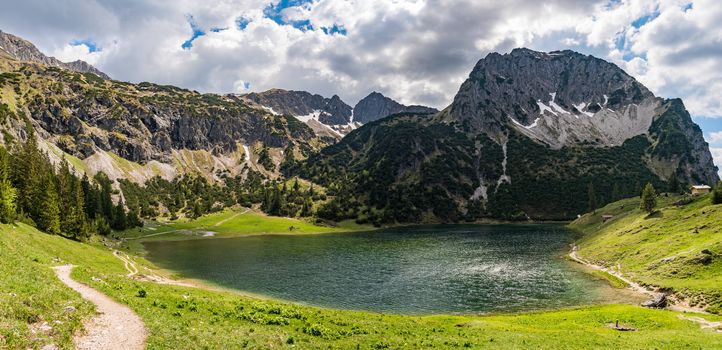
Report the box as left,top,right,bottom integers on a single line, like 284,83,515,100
37,175,61,235
13,129,45,220
300,198,312,217
0,178,17,224
587,182,597,213
292,178,300,193
0,146,16,223
81,175,98,219
712,181,722,205
111,199,127,231
94,172,114,221
640,183,657,214
66,183,91,240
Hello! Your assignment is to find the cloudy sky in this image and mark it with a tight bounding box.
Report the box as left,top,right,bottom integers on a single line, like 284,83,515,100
2,0,721,173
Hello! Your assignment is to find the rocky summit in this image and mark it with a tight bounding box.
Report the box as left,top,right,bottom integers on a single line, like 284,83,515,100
352,92,438,124
0,30,109,79
244,89,437,139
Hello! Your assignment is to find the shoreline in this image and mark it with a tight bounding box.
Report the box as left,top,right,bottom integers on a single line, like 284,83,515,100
568,246,709,315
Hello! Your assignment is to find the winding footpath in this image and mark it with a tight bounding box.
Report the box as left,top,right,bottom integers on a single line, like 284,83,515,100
52,265,147,350
570,247,722,333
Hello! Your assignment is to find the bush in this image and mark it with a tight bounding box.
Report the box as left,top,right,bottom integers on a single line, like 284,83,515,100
712,181,722,205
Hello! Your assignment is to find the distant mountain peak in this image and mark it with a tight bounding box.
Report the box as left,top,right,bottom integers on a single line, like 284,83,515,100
0,30,109,79
352,91,438,124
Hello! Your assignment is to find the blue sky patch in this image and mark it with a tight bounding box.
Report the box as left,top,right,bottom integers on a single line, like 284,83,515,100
235,16,251,30
683,2,693,11
210,27,227,33
263,0,315,31
631,10,660,29
70,38,100,52
321,24,347,36
181,15,206,50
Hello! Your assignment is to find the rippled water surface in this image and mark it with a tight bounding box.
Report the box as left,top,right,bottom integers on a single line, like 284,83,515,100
144,225,627,314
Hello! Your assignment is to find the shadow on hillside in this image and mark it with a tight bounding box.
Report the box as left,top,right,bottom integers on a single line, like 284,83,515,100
644,210,663,219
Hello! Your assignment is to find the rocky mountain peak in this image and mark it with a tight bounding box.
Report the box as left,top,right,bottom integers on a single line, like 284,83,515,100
352,92,438,124
0,30,109,79
449,47,655,146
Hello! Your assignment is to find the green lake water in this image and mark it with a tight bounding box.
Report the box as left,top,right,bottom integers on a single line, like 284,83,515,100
144,224,634,314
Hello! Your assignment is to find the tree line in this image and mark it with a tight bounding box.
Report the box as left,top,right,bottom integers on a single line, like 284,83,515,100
0,130,139,240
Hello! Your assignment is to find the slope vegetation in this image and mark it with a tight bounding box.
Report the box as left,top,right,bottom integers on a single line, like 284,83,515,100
571,194,722,314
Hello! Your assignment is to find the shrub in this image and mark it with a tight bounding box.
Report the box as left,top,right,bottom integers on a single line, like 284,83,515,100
712,181,722,205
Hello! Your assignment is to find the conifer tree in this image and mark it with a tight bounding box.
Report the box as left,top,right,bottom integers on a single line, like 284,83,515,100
640,183,657,214
38,175,61,235
112,199,127,231
712,181,722,205
0,146,16,224
300,198,312,217
65,183,91,240
13,129,44,219
81,175,98,219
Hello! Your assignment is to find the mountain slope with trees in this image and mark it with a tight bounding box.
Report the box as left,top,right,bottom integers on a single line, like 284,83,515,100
294,49,718,223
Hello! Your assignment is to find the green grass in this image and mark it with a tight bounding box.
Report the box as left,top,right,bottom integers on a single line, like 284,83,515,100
117,207,371,242
570,193,722,313
3,223,722,349
587,269,630,289
0,224,103,349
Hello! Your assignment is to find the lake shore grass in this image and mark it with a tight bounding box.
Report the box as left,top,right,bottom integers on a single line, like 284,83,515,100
570,193,722,314
3,221,722,349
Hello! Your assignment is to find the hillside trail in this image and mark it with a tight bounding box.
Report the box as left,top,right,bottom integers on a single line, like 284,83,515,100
214,208,251,227
113,249,195,287
569,247,721,332
124,207,252,241
52,265,147,350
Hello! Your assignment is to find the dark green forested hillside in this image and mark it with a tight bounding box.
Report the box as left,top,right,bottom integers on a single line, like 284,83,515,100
292,113,676,224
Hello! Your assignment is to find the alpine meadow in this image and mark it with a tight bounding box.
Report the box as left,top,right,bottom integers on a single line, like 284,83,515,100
1,1,722,349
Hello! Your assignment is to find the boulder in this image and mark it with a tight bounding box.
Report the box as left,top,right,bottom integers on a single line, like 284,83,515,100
641,293,667,308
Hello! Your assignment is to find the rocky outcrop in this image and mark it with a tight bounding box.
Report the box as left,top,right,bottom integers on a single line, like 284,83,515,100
352,92,437,124
319,95,352,125
243,89,352,125
0,30,109,79
0,56,320,174
641,293,667,308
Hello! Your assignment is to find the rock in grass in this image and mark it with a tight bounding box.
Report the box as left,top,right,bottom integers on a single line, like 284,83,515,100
64,305,76,313
641,293,667,308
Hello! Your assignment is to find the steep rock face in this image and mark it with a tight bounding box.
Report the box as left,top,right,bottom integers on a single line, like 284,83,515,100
244,89,352,125
0,30,109,79
353,92,438,124
447,48,718,185
449,49,655,147
319,95,352,125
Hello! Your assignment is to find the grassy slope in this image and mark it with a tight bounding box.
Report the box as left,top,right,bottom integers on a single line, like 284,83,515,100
117,207,369,241
2,223,722,349
570,193,722,313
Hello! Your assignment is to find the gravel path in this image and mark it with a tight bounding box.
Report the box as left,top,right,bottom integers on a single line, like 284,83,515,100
52,265,147,350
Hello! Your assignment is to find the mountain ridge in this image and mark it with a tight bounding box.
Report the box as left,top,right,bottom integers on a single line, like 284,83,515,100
0,30,109,79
